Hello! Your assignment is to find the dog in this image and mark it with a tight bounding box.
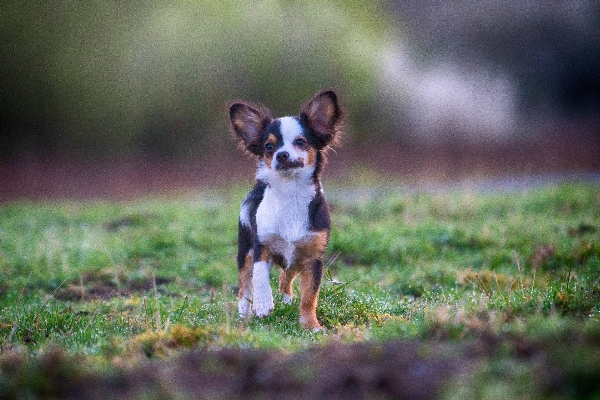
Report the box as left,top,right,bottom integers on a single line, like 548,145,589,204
229,89,343,329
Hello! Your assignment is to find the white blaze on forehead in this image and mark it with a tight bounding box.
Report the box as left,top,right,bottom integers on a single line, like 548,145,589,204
278,117,304,153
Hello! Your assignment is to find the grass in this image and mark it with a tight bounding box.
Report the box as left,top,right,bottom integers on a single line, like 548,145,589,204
1,181,599,397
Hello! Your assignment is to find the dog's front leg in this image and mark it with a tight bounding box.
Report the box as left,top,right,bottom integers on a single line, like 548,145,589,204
252,259,274,317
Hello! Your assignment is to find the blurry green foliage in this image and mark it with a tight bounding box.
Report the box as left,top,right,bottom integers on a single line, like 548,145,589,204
1,1,401,158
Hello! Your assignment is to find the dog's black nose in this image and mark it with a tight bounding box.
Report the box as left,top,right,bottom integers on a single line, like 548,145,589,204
276,151,289,162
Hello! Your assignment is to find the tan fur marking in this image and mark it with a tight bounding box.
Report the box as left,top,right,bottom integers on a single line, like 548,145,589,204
238,252,253,300
279,267,300,297
299,267,321,329
305,147,317,167
258,245,271,263
295,231,329,261
263,134,277,169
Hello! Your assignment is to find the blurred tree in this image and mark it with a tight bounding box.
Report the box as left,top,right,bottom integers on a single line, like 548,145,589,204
389,0,600,126
1,1,399,160
3,1,598,161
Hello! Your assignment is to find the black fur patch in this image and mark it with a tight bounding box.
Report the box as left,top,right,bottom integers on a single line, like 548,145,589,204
237,181,266,269
308,190,331,232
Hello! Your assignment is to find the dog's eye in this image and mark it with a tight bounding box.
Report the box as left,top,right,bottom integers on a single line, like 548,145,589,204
294,138,306,147
265,143,275,153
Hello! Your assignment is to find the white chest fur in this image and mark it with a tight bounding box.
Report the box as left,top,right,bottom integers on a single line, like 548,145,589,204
256,179,316,266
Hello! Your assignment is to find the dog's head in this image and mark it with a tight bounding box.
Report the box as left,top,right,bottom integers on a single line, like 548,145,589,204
230,90,343,179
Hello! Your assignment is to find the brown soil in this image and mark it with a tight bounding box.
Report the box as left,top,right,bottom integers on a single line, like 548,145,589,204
4,333,598,399
0,339,494,399
53,271,172,301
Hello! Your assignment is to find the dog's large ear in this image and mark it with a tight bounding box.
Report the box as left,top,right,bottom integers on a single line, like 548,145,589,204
230,102,272,155
299,89,343,149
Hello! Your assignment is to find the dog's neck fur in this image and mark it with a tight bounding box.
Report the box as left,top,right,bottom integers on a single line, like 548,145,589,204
255,157,319,246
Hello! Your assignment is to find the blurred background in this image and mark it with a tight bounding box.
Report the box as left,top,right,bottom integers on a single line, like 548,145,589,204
1,0,599,200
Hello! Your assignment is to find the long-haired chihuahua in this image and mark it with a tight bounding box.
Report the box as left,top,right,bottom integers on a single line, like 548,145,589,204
229,89,343,329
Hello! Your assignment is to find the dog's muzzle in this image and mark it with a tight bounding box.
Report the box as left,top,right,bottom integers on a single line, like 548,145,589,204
275,151,304,170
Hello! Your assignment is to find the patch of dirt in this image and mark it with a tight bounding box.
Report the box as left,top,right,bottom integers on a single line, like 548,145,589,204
54,271,171,301
104,214,156,232
147,341,471,400
531,244,557,270
568,223,598,237
0,340,473,399
3,334,599,399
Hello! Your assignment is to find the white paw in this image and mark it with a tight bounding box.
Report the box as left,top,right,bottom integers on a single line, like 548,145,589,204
238,297,252,318
252,288,274,317
282,293,293,304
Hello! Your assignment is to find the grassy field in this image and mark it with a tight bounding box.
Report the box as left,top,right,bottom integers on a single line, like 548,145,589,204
1,181,599,398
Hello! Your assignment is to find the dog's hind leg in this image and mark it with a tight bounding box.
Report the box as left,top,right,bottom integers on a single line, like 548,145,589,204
238,251,253,317
279,268,300,304
299,258,323,330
